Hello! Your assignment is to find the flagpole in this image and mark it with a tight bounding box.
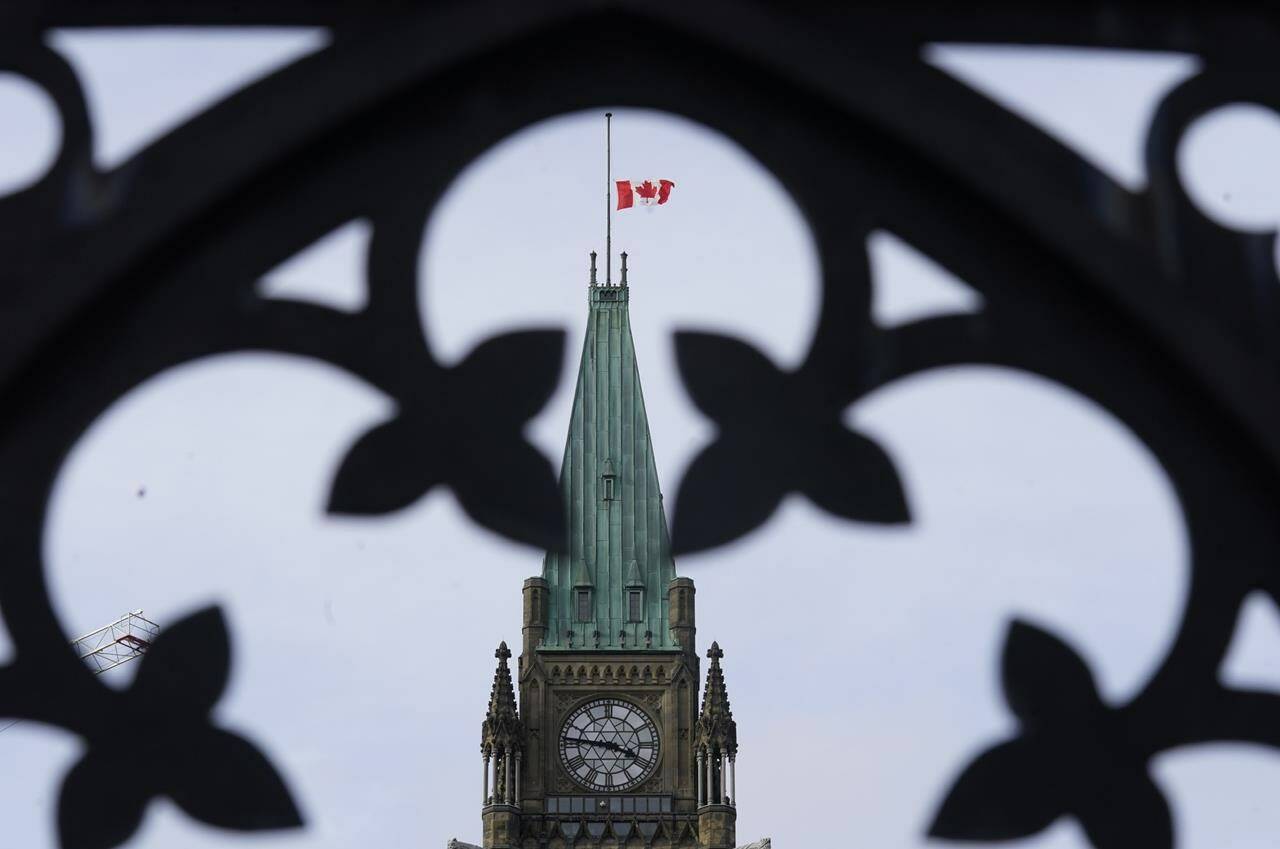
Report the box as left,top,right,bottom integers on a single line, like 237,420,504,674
606,111,612,287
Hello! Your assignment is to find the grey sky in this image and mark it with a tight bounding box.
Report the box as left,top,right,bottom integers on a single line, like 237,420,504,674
1,31,1278,849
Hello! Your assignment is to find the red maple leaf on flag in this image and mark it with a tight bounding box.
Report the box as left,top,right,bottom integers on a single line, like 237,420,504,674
615,178,675,209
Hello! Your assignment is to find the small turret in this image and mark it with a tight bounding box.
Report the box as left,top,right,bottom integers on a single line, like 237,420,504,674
668,576,696,655
696,642,737,758
481,642,523,782
695,642,738,848
481,643,523,847
521,577,547,659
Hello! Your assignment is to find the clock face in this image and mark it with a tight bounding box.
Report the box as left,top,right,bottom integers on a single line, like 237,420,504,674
558,698,660,792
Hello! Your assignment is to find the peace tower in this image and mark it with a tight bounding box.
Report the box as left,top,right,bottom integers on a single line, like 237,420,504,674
477,256,740,849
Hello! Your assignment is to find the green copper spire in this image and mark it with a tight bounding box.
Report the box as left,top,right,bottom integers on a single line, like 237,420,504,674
541,278,678,650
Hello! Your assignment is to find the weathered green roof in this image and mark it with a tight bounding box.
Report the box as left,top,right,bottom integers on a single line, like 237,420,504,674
540,282,678,650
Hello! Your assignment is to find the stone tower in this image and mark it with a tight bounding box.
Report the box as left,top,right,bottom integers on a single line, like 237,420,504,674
478,259,739,849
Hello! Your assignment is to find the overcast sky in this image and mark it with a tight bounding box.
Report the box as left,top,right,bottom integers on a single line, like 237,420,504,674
2,30,1280,849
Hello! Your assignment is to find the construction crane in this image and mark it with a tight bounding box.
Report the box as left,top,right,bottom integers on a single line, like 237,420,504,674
0,610,159,735
71,610,159,674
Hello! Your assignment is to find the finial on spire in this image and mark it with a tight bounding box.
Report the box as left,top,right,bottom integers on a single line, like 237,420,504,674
620,251,629,287
496,641,511,661
708,641,723,661
589,251,597,287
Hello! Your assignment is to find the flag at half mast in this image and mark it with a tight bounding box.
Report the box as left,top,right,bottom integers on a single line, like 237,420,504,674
616,179,675,209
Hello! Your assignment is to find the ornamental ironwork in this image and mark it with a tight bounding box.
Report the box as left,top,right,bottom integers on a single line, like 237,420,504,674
0,5,1277,849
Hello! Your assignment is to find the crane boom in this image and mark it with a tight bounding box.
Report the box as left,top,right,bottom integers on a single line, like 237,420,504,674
70,610,159,674
0,610,160,737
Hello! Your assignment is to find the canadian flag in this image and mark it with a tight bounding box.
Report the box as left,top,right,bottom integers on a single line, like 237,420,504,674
616,179,675,210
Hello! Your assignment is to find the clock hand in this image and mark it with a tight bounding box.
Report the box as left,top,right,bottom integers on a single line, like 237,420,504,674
565,736,634,756
564,736,639,758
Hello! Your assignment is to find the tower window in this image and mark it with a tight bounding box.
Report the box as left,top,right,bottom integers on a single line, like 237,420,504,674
576,589,592,622
627,589,643,622
602,474,616,501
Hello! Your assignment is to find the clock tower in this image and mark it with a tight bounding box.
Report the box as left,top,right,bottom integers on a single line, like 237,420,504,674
478,257,740,849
